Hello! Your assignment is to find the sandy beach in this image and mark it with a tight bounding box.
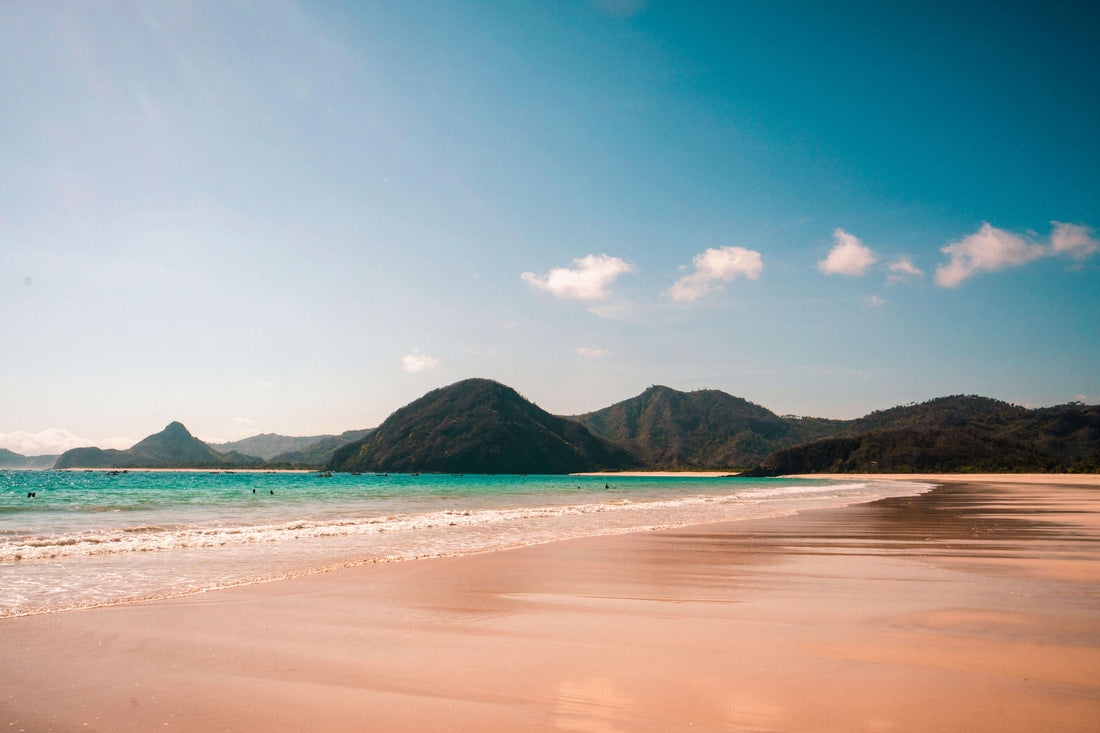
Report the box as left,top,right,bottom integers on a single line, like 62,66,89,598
573,471,736,477
2,475,1098,731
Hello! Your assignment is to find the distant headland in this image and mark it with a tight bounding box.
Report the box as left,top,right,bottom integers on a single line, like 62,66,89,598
25,378,1098,474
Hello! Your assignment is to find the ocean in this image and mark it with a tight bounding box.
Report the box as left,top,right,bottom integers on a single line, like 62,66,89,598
0,470,932,617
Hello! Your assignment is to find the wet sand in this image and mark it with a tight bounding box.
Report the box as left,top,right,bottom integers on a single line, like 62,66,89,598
573,471,735,477
2,476,1098,731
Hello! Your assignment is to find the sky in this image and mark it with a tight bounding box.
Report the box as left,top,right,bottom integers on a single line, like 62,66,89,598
2,0,1098,454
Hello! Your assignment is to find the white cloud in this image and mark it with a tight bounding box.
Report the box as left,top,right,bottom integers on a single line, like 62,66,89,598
665,246,763,302
585,299,640,321
886,256,924,284
818,229,878,276
862,295,887,309
1050,221,1100,260
576,346,612,358
934,223,1046,287
0,429,133,456
230,417,261,438
402,349,440,374
521,254,634,301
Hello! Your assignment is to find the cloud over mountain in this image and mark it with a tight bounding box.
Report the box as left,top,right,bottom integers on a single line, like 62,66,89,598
0,429,133,456
402,349,440,373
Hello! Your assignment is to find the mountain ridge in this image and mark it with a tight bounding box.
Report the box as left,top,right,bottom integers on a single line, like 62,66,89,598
570,385,842,468
209,430,372,461
54,422,264,469
269,430,376,466
742,398,1100,474
29,385,1100,474
0,449,58,470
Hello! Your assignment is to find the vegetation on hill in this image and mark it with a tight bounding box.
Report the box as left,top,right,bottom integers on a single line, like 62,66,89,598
31,388,1100,475
740,427,1066,475
331,379,640,474
570,385,843,469
54,422,265,469
847,395,1026,433
741,398,1100,475
1010,404,1100,466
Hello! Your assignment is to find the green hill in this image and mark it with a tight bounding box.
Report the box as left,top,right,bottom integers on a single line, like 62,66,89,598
570,385,843,469
0,449,58,470
740,427,1065,475
741,399,1100,475
841,396,1099,466
847,395,1027,433
54,422,264,469
331,379,640,474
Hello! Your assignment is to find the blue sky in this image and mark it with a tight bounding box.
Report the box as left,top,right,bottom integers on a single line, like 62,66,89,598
2,0,1098,453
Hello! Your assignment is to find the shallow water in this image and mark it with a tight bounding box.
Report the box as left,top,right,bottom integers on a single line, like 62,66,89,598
0,470,931,616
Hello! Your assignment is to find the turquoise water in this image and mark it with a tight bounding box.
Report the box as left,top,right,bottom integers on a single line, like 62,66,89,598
0,470,931,617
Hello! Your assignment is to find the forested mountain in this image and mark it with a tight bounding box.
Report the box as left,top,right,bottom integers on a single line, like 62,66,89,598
54,422,264,469
846,395,1027,433
570,385,843,468
330,379,640,474
573,389,1098,474
741,399,1100,475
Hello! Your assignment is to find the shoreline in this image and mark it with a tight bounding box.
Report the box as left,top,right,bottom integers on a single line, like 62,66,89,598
785,472,1100,485
576,470,1100,484
43,468,1100,482
2,474,1097,730
572,470,737,477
